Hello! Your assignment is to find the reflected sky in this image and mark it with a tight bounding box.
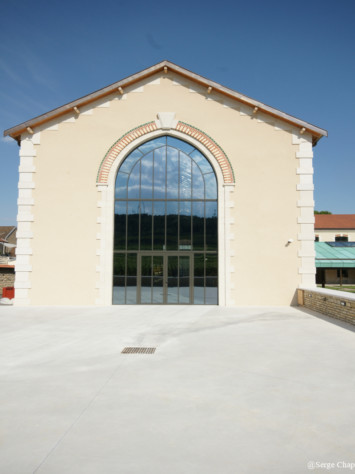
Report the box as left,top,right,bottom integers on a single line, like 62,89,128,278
116,136,217,201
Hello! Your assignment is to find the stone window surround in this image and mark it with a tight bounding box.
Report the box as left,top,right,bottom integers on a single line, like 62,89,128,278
96,122,235,306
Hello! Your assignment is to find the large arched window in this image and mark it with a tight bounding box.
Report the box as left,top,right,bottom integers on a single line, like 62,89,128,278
113,136,218,304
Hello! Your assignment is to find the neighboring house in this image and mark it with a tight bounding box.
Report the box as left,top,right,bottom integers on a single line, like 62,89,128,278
0,226,17,256
314,215,355,285
4,60,327,306
0,226,16,294
314,214,355,242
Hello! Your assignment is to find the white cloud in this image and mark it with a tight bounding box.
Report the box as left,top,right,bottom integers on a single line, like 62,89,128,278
1,136,15,144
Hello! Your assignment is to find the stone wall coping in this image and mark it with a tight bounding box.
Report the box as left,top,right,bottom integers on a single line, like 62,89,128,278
300,286,355,302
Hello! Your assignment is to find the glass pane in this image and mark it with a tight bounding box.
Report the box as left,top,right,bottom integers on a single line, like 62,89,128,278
206,277,218,304
167,256,178,303
113,136,218,306
192,201,204,250
141,256,152,276
152,256,164,303
179,153,192,199
114,201,126,250
194,253,205,277
153,201,165,250
126,277,137,304
193,277,204,304
115,172,128,199
166,147,179,199
140,201,152,250
179,201,191,250
179,256,190,303
192,162,204,199
140,153,153,199
167,201,178,250
141,256,152,304
167,136,194,155
205,202,218,250
190,149,213,174
204,172,217,199
113,253,125,304
153,147,166,199
127,201,139,250
127,161,141,199
205,254,217,277
141,277,152,303
113,276,125,304
127,254,137,276
119,149,142,173
138,137,166,155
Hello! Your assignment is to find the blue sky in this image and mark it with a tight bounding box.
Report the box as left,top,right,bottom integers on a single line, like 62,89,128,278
1,0,354,224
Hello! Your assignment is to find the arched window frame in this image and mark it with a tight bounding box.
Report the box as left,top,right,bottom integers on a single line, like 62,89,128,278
96,129,235,306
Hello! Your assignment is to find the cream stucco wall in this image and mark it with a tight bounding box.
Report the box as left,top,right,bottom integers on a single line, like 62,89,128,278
16,72,315,305
315,229,355,242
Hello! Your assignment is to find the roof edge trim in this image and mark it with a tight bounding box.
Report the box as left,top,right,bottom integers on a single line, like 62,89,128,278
4,60,328,145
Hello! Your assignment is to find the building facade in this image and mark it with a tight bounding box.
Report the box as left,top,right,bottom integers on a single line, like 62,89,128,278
315,214,355,285
4,61,327,306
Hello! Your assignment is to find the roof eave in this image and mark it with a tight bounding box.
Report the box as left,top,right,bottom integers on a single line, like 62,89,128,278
4,60,328,145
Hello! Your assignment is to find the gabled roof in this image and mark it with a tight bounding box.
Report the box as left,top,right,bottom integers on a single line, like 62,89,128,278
315,214,355,230
4,60,327,146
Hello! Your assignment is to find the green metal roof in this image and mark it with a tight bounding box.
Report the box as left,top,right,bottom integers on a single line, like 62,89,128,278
315,242,355,268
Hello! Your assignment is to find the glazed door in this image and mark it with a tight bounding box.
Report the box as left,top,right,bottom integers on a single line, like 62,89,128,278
138,254,191,304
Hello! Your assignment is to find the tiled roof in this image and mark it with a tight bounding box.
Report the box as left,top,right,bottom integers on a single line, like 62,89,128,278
315,214,355,230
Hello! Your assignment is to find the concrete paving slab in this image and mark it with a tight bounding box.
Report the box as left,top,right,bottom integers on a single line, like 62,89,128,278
0,305,354,473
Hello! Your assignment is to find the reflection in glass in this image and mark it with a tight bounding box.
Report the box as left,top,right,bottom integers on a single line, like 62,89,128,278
179,153,192,199
152,256,164,303
138,137,166,155
154,148,166,199
167,136,194,155
115,172,128,199
179,256,190,303
114,201,126,250
204,172,217,199
179,201,191,250
206,202,218,251
126,277,137,304
192,162,204,199
140,153,153,199
167,201,178,250
206,277,218,304
140,201,152,250
119,149,142,173
113,253,125,304
153,201,165,250
190,149,213,174
167,256,178,303
192,202,204,250
127,202,139,250
166,148,179,199
113,136,218,305
141,256,152,303
128,161,140,199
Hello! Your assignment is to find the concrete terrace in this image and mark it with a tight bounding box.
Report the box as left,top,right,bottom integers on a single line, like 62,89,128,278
0,305,354,473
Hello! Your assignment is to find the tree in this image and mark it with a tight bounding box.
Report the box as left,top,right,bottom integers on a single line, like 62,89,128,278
314,210,332,214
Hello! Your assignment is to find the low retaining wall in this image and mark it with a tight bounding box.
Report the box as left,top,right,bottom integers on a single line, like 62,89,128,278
298,287,355,326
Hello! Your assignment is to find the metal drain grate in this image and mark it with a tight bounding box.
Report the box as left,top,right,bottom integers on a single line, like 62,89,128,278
121,347,156,354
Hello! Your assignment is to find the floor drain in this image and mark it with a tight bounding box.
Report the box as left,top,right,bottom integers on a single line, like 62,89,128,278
121,347,156,354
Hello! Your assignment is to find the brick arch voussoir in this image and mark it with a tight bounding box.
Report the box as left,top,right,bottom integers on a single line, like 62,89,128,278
97,121,235,184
